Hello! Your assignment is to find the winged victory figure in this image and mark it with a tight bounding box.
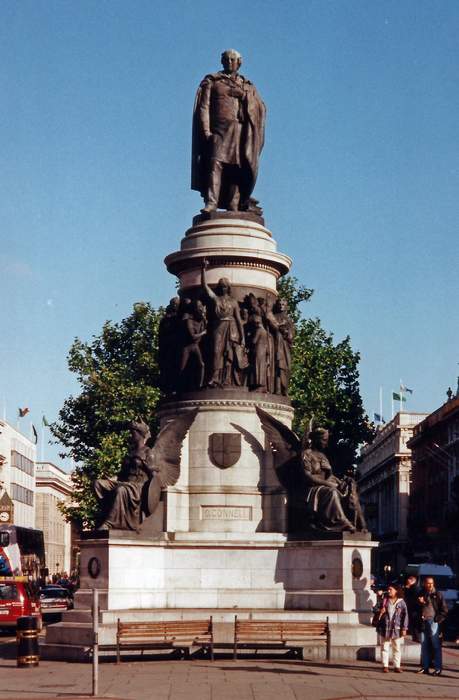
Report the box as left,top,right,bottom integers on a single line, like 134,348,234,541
256,406,367,534
94,409,198,531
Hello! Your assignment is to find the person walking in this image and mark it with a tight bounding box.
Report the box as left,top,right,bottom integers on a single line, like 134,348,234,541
376,584,409,673
416,576,448,676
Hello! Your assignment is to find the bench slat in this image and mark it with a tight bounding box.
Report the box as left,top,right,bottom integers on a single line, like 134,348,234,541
116,618,214,664
233,616,331,662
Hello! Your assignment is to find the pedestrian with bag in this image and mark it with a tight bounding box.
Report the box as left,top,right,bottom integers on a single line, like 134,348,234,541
416,576,448,676
374,584,409,673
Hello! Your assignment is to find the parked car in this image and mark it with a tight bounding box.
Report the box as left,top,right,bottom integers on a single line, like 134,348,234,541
39,585,73,614
0,575,42,630
403,563,458,609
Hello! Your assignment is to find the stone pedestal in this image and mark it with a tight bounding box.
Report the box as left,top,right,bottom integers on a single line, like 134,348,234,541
76,530,377,613
155,395,293,535
164,215,291,295
41,531,379,660
43,215,382,662
155,215,295,537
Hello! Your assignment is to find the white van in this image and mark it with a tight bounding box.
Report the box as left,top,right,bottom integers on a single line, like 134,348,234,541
404,563,458,609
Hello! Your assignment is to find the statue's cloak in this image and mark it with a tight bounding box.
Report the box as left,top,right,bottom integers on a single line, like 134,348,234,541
191,72,266,207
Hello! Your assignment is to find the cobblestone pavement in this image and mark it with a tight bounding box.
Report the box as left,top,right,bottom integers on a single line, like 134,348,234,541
0,644,458,699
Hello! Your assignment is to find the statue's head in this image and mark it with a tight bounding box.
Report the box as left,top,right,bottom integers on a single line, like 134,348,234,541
246,293,258,310
309,427,329,450
274,297,288,314
129,419,151,441
221,49,242,73
167,296,180,314
216,277,231,295
194,299,206,319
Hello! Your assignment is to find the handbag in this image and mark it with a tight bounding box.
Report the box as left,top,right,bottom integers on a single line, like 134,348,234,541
371,600,387,628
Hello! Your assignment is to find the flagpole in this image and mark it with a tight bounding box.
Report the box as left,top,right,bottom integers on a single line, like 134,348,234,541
391,393,394,419
41,427,45,462
400,379,403,414
379,386,383,424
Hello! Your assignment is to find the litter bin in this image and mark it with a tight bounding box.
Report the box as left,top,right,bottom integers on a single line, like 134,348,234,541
16,615,39,667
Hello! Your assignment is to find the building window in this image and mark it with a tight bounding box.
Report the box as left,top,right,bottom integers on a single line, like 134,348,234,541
11,450,34,477
11,482,34,506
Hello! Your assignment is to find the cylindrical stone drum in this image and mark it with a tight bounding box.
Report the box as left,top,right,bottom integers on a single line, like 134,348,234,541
16,616,39,667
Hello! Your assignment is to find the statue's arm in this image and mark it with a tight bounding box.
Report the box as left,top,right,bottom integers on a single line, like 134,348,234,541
302,454,338,489
198,78,212,139
201,259,216,302
233,301,244,344
185,317,206,342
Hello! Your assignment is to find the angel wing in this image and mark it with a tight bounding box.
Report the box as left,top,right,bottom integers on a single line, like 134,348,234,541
151,408,198,487
143,408,198,517
255,406,302,490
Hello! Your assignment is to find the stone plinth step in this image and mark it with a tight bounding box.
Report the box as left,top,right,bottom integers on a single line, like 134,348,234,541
63,608,93,623
98,607,364,625
40,642,92,662
45,621,116,647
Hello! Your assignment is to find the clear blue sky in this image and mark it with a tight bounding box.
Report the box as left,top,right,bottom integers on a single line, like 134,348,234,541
1,0,458,467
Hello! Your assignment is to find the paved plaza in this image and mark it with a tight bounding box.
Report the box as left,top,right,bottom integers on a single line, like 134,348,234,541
1,640,459,700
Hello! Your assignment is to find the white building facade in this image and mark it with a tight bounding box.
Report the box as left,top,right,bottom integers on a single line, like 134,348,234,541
0,419,36,528
35,462,73,575
358,412,428,576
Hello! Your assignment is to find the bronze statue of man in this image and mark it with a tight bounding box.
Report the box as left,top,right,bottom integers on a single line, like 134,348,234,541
191,49,266,214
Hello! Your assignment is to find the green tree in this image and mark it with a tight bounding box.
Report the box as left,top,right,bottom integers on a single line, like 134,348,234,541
278,277,375,475
51,302,162,529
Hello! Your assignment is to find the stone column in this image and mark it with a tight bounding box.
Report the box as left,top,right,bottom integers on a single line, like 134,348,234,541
160,213,293,536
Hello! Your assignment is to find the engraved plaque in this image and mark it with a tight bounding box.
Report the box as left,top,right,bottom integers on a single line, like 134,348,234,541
201,505,252,521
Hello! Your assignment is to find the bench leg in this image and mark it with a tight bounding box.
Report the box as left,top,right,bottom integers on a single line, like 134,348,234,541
116,642,120,664
233,643,237,661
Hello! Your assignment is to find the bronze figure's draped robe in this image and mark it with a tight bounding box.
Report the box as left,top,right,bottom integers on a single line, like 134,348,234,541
94,412,198,532
301,448,356,532
256,407,368,535
94,446,152,531
191,68,265,212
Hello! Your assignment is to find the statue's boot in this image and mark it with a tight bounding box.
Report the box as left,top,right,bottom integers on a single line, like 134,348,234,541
227,184,240,211
202,160,223,213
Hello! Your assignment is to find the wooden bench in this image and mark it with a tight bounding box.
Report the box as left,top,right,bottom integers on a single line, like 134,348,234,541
233,616,331,661
116,617,214,663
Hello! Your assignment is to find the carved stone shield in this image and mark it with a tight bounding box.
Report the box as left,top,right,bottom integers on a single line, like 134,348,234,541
209,433,241,469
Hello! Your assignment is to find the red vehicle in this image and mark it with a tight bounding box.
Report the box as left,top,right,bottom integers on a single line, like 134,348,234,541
0,576,42,630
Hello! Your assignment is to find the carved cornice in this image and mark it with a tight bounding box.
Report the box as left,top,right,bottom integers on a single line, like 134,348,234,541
168,485,286,496
159,398,295,416
164,249,292,278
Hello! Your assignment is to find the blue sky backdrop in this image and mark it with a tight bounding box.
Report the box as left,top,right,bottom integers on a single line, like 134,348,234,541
1,0,458,466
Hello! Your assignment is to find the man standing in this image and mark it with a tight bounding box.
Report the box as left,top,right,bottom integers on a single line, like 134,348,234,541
416,576,448,675
192,49,265,214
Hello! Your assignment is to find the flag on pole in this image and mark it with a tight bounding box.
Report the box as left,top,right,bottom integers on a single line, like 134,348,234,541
32,425,38,444
42,415,50,427
392,392,406,402
400,383,413,394
374,413,386,424
18,407,30,418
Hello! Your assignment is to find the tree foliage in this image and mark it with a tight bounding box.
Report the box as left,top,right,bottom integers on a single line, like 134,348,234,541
51,302,162,529
278,277,375,475
53,280,374,527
